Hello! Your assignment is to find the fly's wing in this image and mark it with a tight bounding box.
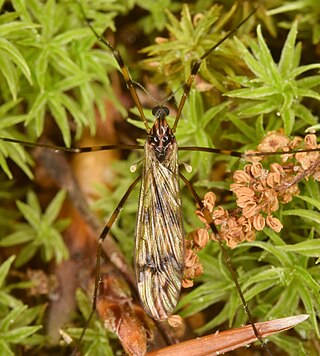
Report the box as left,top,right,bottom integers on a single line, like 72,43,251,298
135,142,184,321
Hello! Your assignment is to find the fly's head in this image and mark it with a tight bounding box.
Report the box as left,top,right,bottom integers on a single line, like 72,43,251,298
148,106,176,162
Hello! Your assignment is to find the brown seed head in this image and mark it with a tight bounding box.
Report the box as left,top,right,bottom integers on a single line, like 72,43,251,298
266,215,283,232
258,131,290,152
194,228,210,248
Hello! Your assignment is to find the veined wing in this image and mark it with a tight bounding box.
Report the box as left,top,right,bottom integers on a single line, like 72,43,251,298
135,140,184,321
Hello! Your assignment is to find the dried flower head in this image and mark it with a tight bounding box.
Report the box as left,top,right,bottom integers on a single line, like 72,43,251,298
168,314,183,328
258,130,290,152
194,228,210,248
203,191,216,212
182,279,194,288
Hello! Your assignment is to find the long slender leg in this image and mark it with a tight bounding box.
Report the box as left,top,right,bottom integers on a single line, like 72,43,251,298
77,174,141,346
77,1,150,132
179,145,320,157
179,173,272,356
172,7,258,132
3,137,319,157
0,136,143,153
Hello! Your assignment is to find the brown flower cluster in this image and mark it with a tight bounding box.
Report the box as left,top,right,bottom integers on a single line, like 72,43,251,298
183,132,320,286
196,191,260,249
228,132,319,247
182,228,208,288
251,131,320,182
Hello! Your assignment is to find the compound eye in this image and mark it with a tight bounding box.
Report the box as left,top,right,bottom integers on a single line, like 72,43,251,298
163,107,170,116
152,106,160,116
152,106,170,117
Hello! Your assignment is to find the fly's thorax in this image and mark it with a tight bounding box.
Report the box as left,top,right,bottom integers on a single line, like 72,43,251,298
148,106,176,162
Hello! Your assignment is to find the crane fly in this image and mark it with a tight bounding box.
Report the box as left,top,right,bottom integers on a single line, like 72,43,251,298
135,108,184,320
0,1,319,355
